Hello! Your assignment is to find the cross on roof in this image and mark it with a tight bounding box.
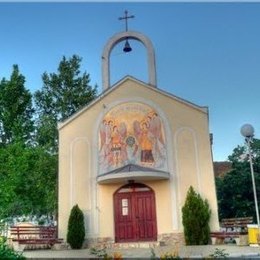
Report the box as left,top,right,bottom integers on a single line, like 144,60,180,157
118,10,135,32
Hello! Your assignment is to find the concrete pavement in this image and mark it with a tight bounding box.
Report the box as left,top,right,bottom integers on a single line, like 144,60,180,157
22,244,260,259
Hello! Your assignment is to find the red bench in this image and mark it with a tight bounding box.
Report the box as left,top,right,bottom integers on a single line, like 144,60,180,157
210,217,253,245
211,231,248,244
10,225,63,249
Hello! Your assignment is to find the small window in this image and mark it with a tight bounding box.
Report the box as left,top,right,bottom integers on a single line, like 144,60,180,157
118,183,151,193
121,199,128,216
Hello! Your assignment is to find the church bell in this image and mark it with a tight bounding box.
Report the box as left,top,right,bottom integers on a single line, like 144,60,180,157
123,39,132,52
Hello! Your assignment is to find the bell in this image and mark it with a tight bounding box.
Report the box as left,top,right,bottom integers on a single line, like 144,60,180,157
123,39,132,52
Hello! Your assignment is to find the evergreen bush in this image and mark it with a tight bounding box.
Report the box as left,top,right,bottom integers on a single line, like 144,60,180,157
67,204,85,249
182,186,211,245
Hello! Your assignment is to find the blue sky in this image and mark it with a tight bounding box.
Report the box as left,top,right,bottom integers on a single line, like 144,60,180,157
0,2,259,161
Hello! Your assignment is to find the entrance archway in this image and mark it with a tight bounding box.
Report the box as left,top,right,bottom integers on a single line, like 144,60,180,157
113,183,157,242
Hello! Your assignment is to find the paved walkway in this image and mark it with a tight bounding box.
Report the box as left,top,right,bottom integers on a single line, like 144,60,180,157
23,244,260,259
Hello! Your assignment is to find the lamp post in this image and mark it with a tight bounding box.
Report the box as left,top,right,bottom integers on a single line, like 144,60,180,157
240,124,260,229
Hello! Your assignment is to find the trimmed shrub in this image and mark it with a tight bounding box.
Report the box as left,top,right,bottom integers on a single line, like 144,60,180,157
182,186,211,245
67,204,85,249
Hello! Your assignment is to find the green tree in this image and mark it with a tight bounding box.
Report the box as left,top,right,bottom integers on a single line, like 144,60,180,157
0,142,57,219
34,55,97,152
228,138,260,174
0,237,25,259
216,169,256,220
0,65,34,145
182,186,211,245
0,57,97,221
67,204,85,249
216,138,260,221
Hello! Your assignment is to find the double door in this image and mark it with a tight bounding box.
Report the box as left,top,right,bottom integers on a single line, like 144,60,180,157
114,186,157,242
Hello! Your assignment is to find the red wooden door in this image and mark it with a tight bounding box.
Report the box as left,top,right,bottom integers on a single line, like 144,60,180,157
114,183,157,242
114,192,135,242
135,192,157,241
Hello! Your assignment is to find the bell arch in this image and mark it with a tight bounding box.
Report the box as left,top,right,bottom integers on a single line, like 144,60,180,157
102,30,157,90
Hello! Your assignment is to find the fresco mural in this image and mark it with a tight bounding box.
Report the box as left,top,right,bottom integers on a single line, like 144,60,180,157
98,102,167,174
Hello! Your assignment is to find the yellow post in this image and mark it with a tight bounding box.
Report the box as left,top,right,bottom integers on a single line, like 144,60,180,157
248,224,259,245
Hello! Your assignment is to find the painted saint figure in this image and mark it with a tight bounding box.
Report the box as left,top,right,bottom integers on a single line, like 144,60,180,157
139,121,155,165
133,120,155,167
99,119,113,171
148,112,166,167
111,125,122,167
109,121,128,168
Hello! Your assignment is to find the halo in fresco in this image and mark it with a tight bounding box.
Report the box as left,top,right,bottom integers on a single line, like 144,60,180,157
98,102,167,174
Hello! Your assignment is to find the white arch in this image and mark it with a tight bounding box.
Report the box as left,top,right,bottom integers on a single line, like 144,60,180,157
102,31,157,90
174,127,202,230
69,137,91,208
174,127,202,194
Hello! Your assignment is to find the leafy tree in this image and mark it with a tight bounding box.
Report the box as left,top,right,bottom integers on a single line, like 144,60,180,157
228,138,260,174
34,55,97,152
0,237,25,259
216,138,260,221
0,57,97,221
67,204,85,249
0,142,57,219
0,65,34,145
216,169,257,220
182,186,211,245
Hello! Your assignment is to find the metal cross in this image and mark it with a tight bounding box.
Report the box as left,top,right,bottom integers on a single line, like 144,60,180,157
118,10,135,32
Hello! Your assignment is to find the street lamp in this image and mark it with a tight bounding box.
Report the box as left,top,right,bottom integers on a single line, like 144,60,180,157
240,124,260,229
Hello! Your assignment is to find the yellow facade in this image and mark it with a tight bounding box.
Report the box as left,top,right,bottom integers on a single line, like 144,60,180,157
58,77,219,245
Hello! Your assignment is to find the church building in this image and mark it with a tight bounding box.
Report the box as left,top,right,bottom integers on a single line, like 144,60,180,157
58,15,219,247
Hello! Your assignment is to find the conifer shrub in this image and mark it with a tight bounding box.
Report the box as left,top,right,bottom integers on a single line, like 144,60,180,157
67,204,85,249
182,186,211,245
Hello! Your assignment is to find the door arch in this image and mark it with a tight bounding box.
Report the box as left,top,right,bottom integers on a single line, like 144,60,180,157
113,183,157,242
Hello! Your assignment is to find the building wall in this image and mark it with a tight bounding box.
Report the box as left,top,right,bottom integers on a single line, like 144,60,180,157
58,78,219,242
96,180,172,239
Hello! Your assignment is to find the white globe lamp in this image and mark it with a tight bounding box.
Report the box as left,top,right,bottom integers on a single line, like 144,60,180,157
241,124,254,138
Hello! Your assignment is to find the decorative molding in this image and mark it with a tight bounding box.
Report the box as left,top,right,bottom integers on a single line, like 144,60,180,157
97,171,170,184
70,137,91,207
69,137,101,237
174,127,202,230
